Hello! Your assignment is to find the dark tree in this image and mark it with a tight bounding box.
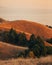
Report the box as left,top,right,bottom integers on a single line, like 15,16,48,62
46,38,52,44
0,31,9,42
28,34,36,49
46,25,52,29
36,36,47,56
46,46,52,55
33,44,40,58
7,28,18,44
18,33,28,47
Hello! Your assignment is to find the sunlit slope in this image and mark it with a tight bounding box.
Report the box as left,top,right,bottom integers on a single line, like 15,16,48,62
0,42,28,59
0,20,52,39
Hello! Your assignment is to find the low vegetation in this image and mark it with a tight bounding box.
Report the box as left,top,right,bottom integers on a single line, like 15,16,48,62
46,38,52,44
0,28,52,58
0,56,52,65
46,25,52,29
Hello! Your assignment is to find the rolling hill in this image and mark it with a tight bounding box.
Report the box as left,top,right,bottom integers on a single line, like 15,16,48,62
0,41,28,60
0,19,52,59
0,20,52,40
0,18,8,23
0,41,52,60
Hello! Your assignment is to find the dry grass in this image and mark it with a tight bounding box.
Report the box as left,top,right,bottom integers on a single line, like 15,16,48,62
0,56,52,65
0,20,52,46
44,41,52,46
0,42,28,60
0,42,52,65
0,20,52,39
0,41,52,60
0,19,52,65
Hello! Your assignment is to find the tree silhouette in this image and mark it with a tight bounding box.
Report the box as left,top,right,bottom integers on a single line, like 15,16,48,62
28,34,36,49
46,38,52,44
36,36,46,56
18,33,28,46
8,28,18,44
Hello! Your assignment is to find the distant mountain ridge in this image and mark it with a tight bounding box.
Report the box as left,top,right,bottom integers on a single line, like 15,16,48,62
0,18,7,23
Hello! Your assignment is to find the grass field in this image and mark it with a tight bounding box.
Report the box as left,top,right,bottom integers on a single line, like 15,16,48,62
0,55,52,65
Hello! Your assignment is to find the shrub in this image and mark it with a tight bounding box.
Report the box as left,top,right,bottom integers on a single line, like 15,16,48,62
46,46,52,55
46,38,52,44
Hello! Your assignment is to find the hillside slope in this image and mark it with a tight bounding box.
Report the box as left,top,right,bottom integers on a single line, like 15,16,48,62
0,41,52,60
0,42,28,60
0,18,8,23
0,20,52,40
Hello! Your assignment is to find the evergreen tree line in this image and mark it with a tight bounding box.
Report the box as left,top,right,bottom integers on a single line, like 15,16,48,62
0,28,52,58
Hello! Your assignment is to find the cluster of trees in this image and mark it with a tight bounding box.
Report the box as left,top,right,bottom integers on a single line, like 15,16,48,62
46,25,52,29
0,29,28,46
0,28,52,58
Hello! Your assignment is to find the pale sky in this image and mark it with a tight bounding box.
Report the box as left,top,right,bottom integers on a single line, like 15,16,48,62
0,0,52,25
0,0,47,9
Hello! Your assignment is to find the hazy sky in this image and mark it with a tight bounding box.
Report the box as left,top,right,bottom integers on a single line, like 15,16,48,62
0,0,52,25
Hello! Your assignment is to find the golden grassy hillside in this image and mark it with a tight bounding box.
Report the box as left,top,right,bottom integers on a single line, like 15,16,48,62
0,19,52,46
0,20,52,40
0,42,28,60
0,56,52,65
0,41,52,60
